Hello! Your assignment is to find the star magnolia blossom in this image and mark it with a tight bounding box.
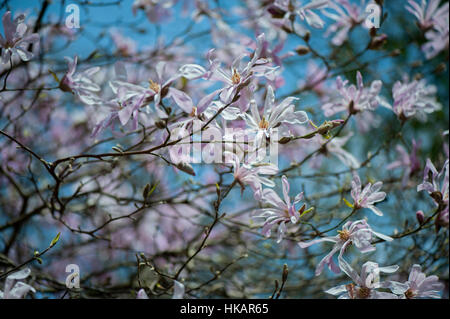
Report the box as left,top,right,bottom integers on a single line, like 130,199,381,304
245,85,308,147
351,173,386,216
0,11,39,63
422,14,449,59
59,55,101,105
417,158,449,229
269,0,329,30
386,140,421,187
321,132,360,169
208,33,277,105
381,76,442,121
0,268,35,299
298,219,393,276
225,151,278,194
390,264,444,299
252,175,308,243
322,71,382,117
322,0,369,46
325,260,400,299
405,0,449,31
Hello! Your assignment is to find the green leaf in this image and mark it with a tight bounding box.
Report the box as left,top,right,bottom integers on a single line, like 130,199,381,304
48,69,59,83
343,198,354,208
50,232,61,247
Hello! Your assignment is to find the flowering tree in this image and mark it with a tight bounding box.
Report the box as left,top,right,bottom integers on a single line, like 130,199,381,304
0,0,448,299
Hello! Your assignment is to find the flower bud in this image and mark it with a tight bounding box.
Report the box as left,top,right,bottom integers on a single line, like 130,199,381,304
369,34,387,50
295,45,310,56
416,210,425,225
176,162,196,176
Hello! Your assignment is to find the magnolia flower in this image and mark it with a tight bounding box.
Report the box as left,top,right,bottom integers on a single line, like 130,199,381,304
321,132,360,169
417,158,449,229
350,173,386,216
322,0,370,46
137,280,185,299
225,151,278,194
0,268,35,299
406,0,449,31
325,260,399,299
386,140,421,186
253,175,308,243
417,158,449,205
381,76,442,121
391,264,444,299
322,71,382,117
422,15,449,59
0,11,39,64
209,34,277,104
59,55,101,105
269,0,329,30
298,219,393,276
244,85,308,147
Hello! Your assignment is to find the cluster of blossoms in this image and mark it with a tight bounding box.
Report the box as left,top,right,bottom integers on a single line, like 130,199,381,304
406,0,449,59
0,0,448,300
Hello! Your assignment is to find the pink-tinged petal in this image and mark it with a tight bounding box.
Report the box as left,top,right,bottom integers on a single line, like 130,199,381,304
298,236,337,248
367,205,383,216
168,88,193,113
281,175,290,206
179,64,206,80
118,106,133,126
197,88,221,114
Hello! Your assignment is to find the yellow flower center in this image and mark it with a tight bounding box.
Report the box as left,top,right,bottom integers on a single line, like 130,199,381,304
405,288,416,299
259,116,270,129
190,106,197,117
338,229,351,241
149,79,160,93
356,287,371,299
231,69,241,85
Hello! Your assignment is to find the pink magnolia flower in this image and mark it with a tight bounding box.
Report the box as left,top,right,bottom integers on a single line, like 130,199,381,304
0,11,39,63
315,132,360,169
137,280,185,299
422,15,449,59
351,173,386,216
59,55,101,105
0,268,35,299
322,0,370,46
244,85,308,147
381,76,442,121
391,264,444,299
225,151,278,194
322,71,382,117
252,175,307,243
325,260,400,299
208,34,278,105
406,0,449,31
298,219,393,276
386,140,421,186
268,0,329,30
417,158,449,229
